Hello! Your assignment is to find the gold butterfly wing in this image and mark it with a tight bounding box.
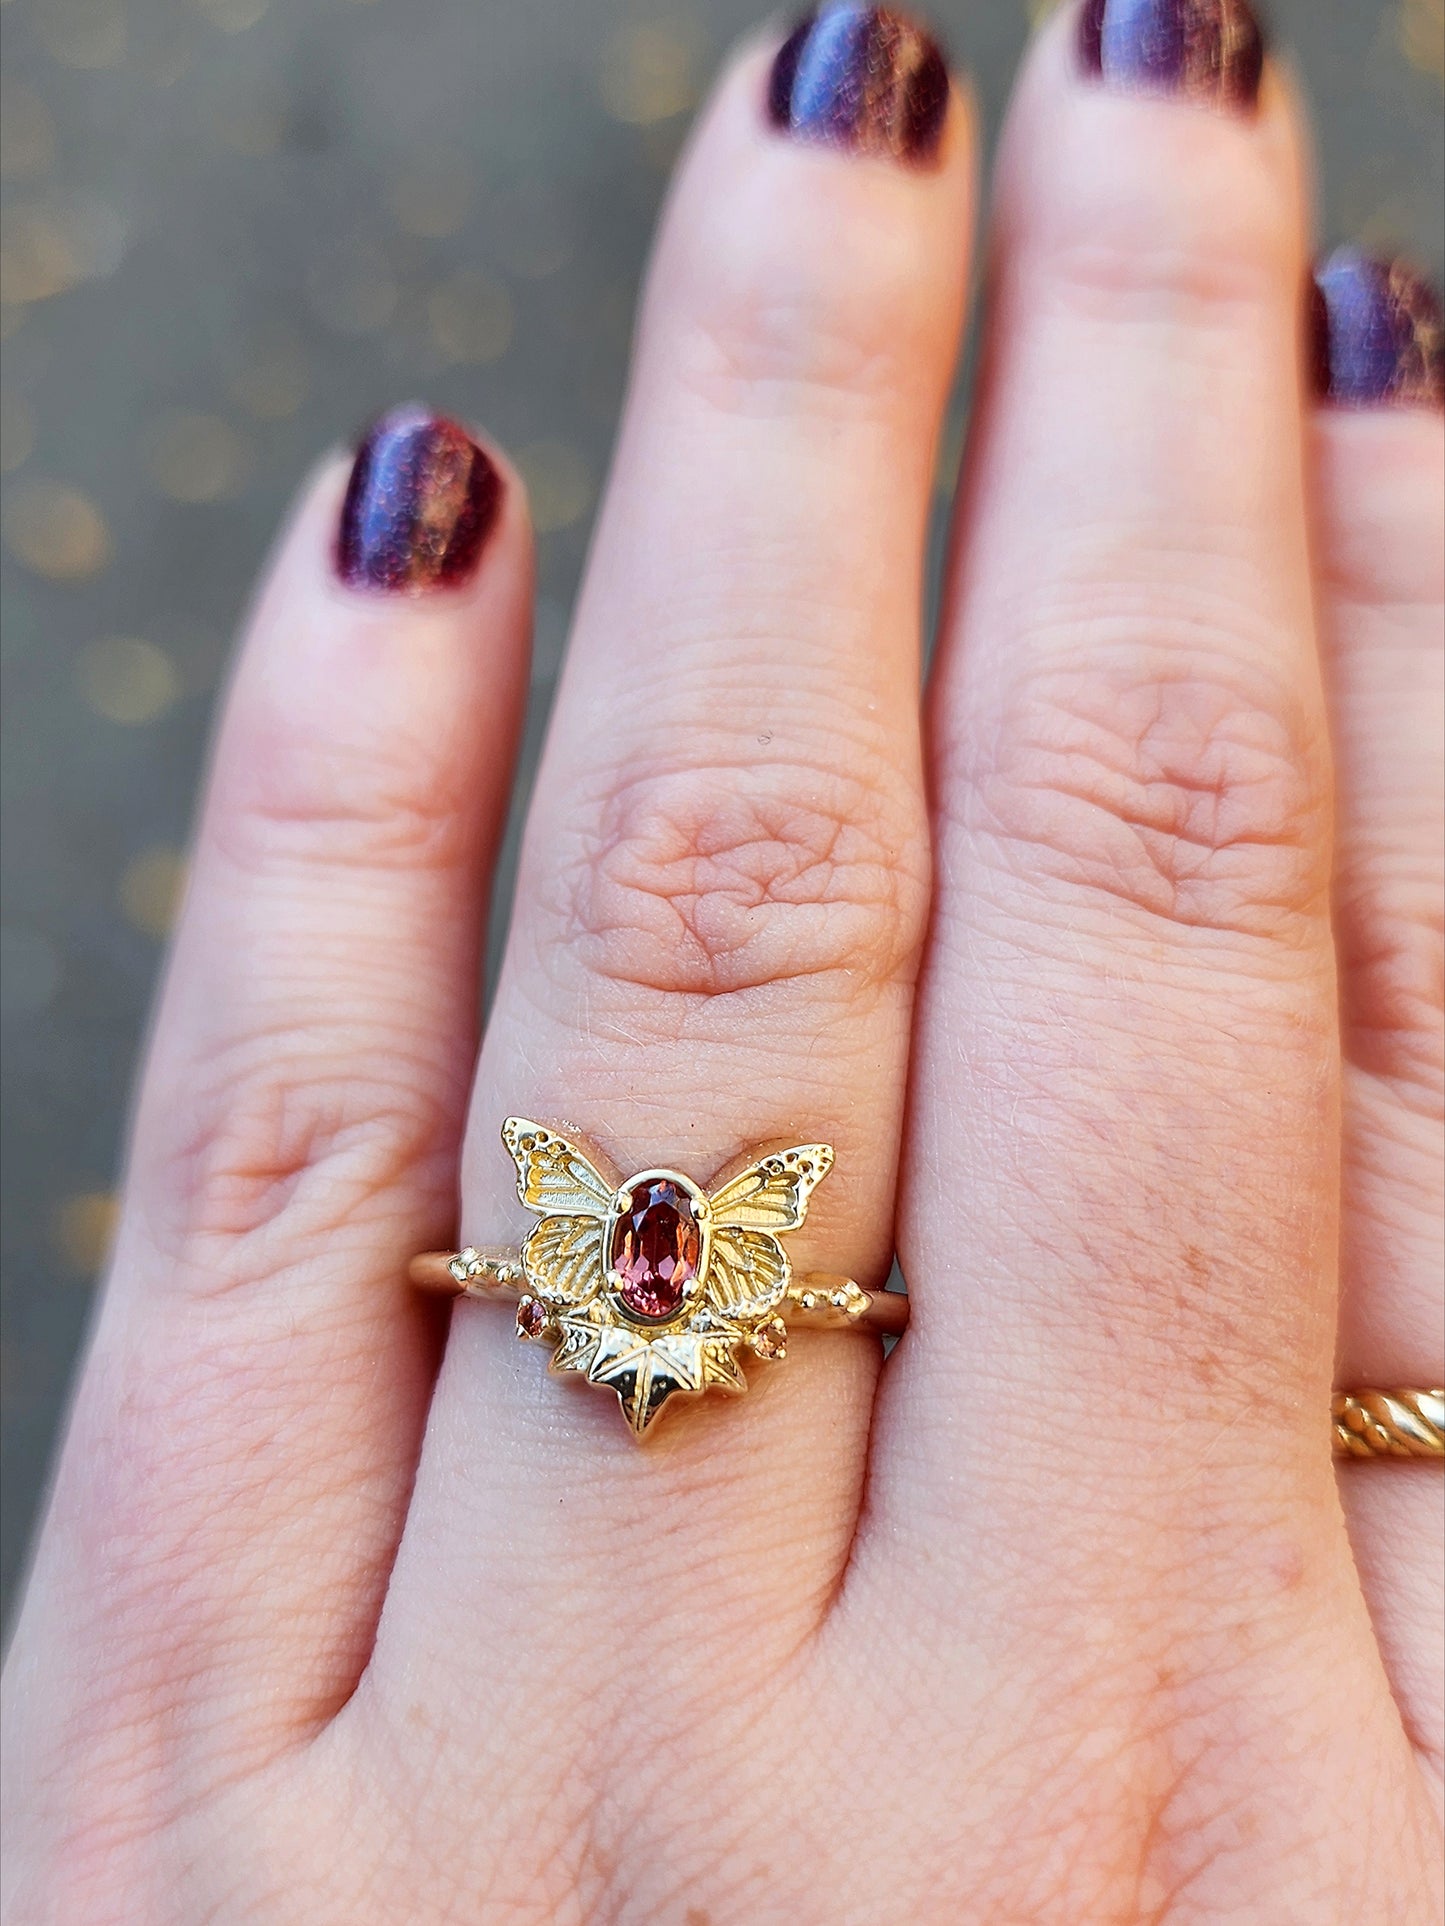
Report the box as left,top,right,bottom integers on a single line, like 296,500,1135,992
704,1143,834,1321
501,1118,614,1310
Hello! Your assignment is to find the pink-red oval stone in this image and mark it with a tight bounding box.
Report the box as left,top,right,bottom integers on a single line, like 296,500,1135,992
610,1179,700,1321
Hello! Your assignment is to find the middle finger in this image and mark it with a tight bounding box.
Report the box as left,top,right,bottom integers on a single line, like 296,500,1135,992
383,18,972,1676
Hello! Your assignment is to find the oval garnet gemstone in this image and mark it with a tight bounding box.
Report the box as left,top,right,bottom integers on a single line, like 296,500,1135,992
610,1179,700,1321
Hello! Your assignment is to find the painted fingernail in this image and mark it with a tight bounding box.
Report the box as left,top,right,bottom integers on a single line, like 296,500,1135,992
767,5,950,164
1078,0,1266,113
1310,249,1445,409
336,406,502,593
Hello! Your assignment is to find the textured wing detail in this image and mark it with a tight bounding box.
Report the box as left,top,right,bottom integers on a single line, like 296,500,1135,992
706,1225,790,1322
502,1117,614,1218
522,1214,603,1309
707,1143,834,1234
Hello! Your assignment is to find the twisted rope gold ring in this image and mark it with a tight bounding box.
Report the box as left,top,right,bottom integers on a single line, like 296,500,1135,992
1332,1388,1445,1460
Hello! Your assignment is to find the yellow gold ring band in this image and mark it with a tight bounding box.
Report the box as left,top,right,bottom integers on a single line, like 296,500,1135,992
410,1247,910,1335
1332,1388,1445,1460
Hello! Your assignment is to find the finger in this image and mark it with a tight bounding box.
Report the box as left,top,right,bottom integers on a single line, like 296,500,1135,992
4,413,532,1769
1311,247,1445,1776
375,15,971,1709
855,4,1434,1889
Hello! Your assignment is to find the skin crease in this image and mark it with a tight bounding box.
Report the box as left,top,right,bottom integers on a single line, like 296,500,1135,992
2,10,1442,1925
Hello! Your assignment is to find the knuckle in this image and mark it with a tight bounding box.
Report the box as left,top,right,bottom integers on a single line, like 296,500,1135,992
538,761,928,1001
140,1034,460,1264
1020,138,1295,332
955,647,1330,939
654,211,938,419
1030,222,1284,336
209,721,476,882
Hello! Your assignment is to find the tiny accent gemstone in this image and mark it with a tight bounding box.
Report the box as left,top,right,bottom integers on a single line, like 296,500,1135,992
751,1317,788,1361
609,1178,701,1321
516,1296,549,1340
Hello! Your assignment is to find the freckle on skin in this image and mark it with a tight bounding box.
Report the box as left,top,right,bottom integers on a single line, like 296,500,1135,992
1267,1541,1307,1595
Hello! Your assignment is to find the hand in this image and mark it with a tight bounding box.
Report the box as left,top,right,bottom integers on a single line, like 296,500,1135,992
4,6,1441,1920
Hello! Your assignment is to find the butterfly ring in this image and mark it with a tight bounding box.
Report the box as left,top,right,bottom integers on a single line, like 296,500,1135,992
409,1117,907,1438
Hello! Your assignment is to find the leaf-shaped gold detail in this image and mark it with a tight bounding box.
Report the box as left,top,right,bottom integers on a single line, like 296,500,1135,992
706,1224,789,1321
707,1143,834,1234
502,1117,614,1218
548,1313,749,1436
522,1214,603,1309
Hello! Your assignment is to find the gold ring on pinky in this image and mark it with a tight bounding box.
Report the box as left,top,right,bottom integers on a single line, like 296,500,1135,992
1332,1388,1444,1460
409,1118,905,1437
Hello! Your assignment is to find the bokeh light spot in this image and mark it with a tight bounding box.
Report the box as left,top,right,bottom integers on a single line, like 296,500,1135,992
54,1192,118,1274
306,240,399,336
226,327,309,419
145,410,249,504
517,439,593,534
387,159,472,240
0,195,127,303
33,0,127,69
0,203,82,303
77,636,180,725
1399,0,1444,80
428,269,513,365
119,846,188,939
3,479,111,578
599,20,703,125
0,82,57,180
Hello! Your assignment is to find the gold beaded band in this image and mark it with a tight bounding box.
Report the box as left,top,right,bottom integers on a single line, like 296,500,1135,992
1333,1388,1444,1460
409,1247,910,1336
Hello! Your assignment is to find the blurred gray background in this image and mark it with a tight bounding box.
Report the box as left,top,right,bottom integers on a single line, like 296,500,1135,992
2,0,1442,1619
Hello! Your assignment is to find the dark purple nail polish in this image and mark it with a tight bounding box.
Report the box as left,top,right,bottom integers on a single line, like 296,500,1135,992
767,5,950,165
1078,0,1265,113
1311,248,1445,409
336,406,502,593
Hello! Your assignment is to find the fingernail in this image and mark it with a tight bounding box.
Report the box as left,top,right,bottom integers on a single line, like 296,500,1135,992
1311,249,1445,409
336,406,502,593
767,5,950,164
1078,0,1266,113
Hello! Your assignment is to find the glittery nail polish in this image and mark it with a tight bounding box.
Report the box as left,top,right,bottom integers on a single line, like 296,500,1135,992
767,5,950,165
1078,0,1265,113
336,406,501,593
1311,249,1445,409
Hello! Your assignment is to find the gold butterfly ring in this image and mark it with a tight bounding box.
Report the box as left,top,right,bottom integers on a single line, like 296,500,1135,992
409,1118,908,1438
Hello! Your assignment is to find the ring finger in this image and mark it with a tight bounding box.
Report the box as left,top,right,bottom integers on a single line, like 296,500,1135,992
1311,247,1445,1773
